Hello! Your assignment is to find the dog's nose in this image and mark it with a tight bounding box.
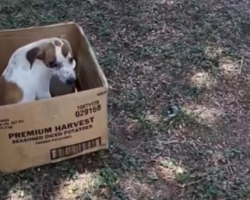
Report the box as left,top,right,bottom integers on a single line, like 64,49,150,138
66,77,76,85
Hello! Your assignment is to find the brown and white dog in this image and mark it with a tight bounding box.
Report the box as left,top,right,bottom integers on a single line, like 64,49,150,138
0,35,76,106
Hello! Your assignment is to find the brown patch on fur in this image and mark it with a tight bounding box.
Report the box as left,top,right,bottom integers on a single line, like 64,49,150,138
61,40,71,58
0,76,23,106
54,40,62,47
62,41,72,58
26,47,40,68
38,43,57,66
57,34,73,58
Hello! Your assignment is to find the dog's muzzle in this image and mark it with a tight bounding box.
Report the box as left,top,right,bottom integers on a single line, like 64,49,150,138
66,77,76,85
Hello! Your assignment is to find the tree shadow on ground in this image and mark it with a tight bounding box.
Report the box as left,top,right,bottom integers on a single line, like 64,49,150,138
1,0,250,199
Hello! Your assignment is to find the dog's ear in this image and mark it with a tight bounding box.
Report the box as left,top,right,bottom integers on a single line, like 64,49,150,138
58,34,66,39
26,47,44,68
37,50,45,60
26,43,56,68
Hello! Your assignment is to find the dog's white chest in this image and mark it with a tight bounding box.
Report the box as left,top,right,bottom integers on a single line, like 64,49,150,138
3,54,52,103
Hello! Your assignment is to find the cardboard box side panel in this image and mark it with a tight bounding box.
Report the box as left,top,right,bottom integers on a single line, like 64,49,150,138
0,85,104,112
0,24,76,75
0,22,76,38
73,25,108,90
0,87,108,173
49,144,108,164
1,145,108,173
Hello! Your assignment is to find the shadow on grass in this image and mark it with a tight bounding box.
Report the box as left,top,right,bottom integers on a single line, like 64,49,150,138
0,137,144,199
0,154,102,199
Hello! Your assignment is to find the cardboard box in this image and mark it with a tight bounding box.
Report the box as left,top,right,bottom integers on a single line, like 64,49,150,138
0,22,109,173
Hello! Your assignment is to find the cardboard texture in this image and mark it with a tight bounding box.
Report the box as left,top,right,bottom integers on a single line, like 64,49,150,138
0,22,109,173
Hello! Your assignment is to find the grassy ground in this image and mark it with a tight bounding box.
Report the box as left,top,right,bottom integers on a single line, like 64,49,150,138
1,0,250,199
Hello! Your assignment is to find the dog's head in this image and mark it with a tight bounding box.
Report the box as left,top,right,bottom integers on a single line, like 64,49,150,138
26,35,76,85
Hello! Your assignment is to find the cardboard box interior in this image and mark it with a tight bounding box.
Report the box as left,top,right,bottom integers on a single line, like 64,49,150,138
0,22,109,173
0,22,108,95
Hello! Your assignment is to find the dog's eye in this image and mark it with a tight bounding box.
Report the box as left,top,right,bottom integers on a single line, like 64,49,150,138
49,61,60,68
69,57,74,63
